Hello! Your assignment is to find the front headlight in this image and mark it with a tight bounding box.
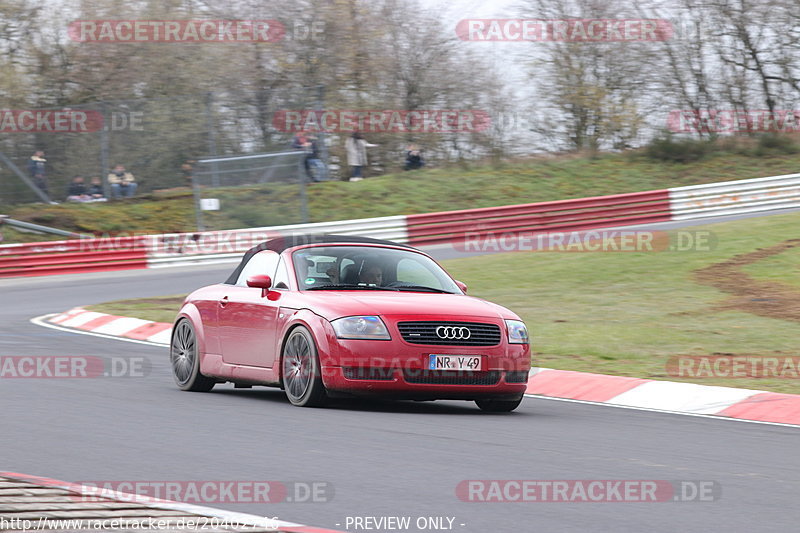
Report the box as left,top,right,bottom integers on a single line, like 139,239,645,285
505,319,529,344
331,316,391,340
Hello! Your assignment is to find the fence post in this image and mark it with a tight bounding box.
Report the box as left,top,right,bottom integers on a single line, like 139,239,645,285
316,84,329,180
191,172,206,232
205,92,221,188
100,101,111,199
298,156,309,223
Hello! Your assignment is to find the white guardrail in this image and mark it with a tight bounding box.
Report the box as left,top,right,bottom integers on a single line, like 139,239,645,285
147,215,409,268
669,172,800,220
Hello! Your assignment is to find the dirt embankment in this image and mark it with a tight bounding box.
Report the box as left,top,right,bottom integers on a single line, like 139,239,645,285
694,239,800,322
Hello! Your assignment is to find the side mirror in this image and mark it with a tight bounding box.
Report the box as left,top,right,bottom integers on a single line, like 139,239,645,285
247,275,272,297
455,280,467,294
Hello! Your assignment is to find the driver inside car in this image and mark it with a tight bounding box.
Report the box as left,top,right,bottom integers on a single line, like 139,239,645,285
357,262,383,286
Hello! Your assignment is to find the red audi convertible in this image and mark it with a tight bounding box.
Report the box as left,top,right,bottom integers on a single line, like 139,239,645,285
170,235,531,411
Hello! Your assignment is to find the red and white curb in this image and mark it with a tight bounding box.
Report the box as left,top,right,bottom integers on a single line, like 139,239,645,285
37,307,800,428
1,471,345,533
42,307,173,345
528,368,800,428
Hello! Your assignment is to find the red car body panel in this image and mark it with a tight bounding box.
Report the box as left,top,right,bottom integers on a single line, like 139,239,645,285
175,241,531,401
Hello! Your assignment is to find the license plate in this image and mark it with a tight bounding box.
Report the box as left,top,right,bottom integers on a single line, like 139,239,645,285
428,354,482,371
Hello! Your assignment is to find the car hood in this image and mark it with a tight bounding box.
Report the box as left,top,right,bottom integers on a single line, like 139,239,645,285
297,291,518,322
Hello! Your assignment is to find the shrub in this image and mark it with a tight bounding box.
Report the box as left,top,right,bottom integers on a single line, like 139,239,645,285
645,135,715,163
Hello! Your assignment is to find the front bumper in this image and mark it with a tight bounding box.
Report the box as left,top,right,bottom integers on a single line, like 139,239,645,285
316,317,531,400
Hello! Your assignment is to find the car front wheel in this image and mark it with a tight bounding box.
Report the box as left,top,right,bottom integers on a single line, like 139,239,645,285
282,326,328,407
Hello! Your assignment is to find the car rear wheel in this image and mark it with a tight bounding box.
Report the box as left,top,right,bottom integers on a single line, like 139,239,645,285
282,327,328,407
475,396,523,412
170,319,215,392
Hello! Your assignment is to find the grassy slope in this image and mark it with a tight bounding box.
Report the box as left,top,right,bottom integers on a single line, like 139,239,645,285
4,149,800,242
443,211,800,393
87,210,800,394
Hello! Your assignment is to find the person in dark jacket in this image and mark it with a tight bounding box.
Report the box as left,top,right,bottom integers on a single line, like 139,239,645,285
27,150,49,197
88,176,106,201
66,176,90,202
404,144,425,171
306,135,326,181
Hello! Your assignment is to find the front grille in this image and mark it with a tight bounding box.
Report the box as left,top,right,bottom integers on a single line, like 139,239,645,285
342,367,395,381
397,321,502,346
505,371,530,383
403,370,501,385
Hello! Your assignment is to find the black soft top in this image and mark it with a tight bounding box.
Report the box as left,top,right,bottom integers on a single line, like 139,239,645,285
224,233,413,284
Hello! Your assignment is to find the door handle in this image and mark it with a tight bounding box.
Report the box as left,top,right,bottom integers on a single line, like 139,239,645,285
219,296,229,308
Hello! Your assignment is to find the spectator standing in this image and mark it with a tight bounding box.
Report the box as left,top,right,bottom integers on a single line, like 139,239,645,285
107,164,138,198
292,132,326,182
292,132,311,180
345,131,377,181
306,135,326,181
181,160,195,186
404,144,425,171
27,150,49,198
291,132,308,150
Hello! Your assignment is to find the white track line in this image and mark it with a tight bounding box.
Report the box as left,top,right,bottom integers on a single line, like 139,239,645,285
524,394,800,429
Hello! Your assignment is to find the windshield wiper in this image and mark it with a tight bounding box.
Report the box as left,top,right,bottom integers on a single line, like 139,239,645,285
393,285,455,294
306,284,397,291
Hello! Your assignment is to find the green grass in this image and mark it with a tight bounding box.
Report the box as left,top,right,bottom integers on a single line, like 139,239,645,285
5,147,800,242
442,211,800,393
740,244,800,290
86,210,800,394
87,295,187,324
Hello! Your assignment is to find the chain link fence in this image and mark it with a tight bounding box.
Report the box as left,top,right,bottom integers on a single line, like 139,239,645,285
192,150,309,231
0,86,325,214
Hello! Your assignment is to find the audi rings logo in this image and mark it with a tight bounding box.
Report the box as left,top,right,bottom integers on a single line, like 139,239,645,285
436,326,471,340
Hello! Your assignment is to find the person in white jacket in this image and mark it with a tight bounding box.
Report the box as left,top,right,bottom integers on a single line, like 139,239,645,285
344,131,377,180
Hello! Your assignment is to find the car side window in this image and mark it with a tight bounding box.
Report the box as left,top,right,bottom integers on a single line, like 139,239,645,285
236,250,280,287
273,257,291,289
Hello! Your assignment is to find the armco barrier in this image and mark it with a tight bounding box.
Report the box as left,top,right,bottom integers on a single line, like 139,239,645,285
2,172,798,278
147,215,409,267
405,190,672,246
669,172,800,221
0,216,408,277
0,236,147,278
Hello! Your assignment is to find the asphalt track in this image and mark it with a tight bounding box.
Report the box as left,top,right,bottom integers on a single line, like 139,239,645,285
2,209,799,533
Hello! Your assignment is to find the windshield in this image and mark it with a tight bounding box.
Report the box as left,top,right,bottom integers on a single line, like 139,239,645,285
292,245,461,293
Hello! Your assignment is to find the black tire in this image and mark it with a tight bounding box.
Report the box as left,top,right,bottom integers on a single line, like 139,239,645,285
170,319,215,392
475,396,523,412
281,326,328,407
